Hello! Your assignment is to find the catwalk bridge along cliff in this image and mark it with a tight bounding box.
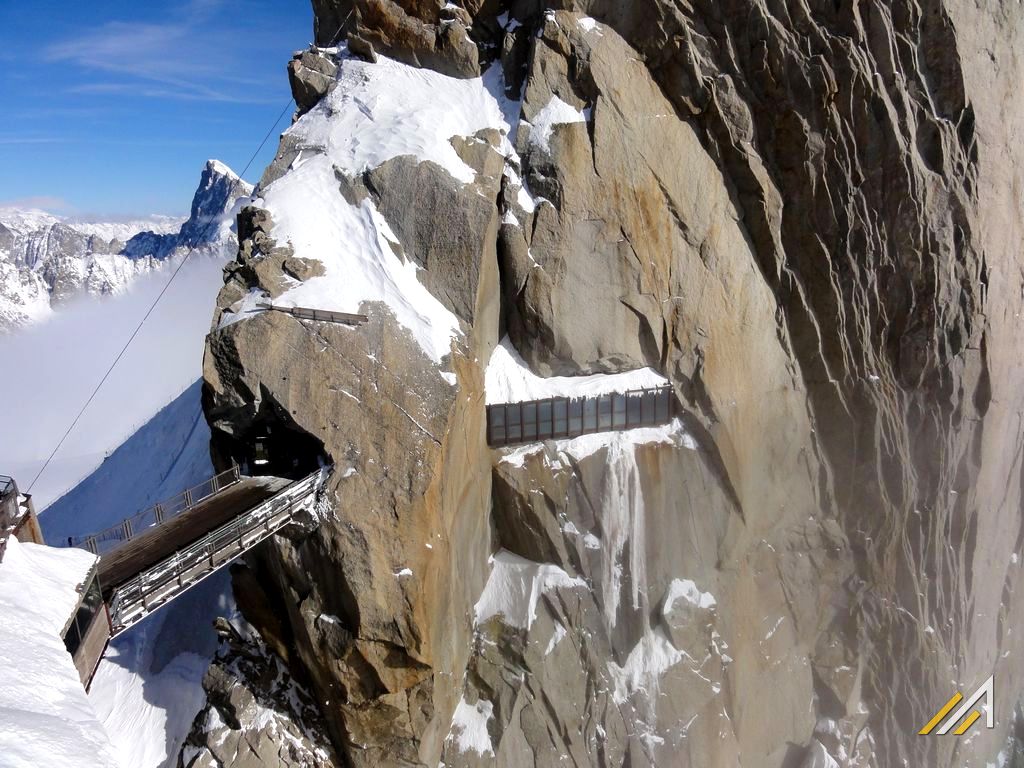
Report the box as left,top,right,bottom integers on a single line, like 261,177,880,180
3,466,330,687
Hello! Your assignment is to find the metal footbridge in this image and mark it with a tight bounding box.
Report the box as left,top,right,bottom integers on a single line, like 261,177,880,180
64,467,329,638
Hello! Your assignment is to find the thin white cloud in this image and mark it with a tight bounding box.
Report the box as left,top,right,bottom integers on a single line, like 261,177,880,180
0,195,73,212
44,4,288,104
0,137,67,145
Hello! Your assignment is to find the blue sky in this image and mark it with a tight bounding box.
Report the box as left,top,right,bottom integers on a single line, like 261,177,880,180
0,0,312,217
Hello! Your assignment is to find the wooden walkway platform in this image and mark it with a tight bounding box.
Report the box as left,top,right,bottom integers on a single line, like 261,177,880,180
98,475,291,595
73,467,241,555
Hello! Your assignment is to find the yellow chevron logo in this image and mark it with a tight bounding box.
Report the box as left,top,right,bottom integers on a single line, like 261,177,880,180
919,676,994,736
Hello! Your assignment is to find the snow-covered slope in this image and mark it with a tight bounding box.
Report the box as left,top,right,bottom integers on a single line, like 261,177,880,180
0,537,120,768
218,54,516,363
42,380,213,543
0,383,234,768
0,160,251,332
0,166,248,767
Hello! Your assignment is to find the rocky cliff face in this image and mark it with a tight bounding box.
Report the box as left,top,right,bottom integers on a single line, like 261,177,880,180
200,2,1024,767
0,160,252,332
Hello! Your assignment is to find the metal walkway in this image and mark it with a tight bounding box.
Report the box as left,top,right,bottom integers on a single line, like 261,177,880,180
486,385,676,447
69,467,242,554
256,302,368,326
100,468,328,636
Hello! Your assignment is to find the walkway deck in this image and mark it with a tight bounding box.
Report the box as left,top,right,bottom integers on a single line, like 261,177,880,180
486,385,676,447
71,467,242,555
256,302,368,326
98,475,291,594
105,469,326,635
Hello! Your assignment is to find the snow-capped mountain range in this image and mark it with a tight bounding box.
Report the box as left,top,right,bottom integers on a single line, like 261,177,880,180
0,160,252,332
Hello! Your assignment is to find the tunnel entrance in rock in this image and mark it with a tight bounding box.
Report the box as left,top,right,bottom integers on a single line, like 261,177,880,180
245,420,325,479
215,390,328,481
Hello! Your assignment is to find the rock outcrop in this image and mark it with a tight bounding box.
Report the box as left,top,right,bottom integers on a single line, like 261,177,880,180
199,2,1024,767
309,0,494,77
289,49,340,118
180,620,339,768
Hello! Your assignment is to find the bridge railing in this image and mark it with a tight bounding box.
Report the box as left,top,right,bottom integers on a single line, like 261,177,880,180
256,302,368,326
107,469,325,635
486,385,676,447
70,466,241,555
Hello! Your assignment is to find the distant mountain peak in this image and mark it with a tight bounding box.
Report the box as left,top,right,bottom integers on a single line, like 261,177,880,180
0,161,251,332
178,160,254,249
205,158,242,180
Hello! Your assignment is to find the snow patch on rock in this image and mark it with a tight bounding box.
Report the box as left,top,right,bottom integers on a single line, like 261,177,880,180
256,53,523,364
545,622,567,655
288,52,514,185
259,156,461,363
447,696,495,756
474,549,587,630
663,578,717,612
526,96,589,154
608,626,685,706
485,336,667,404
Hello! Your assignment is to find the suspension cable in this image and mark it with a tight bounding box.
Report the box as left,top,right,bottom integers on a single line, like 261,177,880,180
27,98,295,493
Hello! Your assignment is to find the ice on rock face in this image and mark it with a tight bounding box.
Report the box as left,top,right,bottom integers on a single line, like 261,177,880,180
599,434,648,628
474,550,587,630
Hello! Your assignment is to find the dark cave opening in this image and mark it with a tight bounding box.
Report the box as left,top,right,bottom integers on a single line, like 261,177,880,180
212,390,328,481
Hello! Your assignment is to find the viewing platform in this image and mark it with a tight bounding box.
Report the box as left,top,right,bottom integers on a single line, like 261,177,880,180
95,474,292,592
68,466,244,555
486,385,677,447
